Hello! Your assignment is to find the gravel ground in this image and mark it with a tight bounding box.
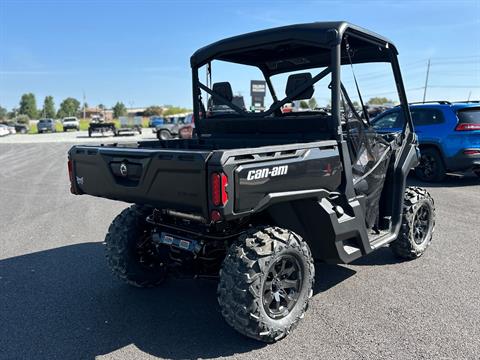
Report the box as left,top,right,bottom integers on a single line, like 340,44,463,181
0,141,479,360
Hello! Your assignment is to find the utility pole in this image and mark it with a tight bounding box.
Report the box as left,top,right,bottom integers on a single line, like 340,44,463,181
422,59,431,103
467,91,472,103
83,91,86,120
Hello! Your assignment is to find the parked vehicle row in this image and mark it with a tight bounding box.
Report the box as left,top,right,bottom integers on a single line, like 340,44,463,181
0,124,12,136
0,121,29,134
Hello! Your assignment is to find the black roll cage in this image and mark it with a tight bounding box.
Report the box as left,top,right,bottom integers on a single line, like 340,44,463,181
198,66,331,118
191,27,414,140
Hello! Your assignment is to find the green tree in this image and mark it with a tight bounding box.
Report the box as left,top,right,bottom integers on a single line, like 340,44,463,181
308,97,318,110
0,105,7,120
16,114,30,124
112,101,127,118
98,104,105,110
299,100,309,109
57,97,80,118
144,105,163,116
367,97,392,105
162,106,191,116
19,93,38,119
42,96,56,118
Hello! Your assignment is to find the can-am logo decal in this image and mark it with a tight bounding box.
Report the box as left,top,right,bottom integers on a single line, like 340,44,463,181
120,163,128,177
246,165,288,181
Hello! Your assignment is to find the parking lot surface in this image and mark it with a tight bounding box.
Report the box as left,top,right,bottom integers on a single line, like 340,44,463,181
0,141,479,360
0,130,157,144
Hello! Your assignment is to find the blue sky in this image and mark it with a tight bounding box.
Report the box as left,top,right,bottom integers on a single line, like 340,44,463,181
0,0,479,111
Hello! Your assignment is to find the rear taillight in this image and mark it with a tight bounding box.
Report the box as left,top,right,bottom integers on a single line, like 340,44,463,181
463,149,480,155
455,123,480,131
211,172,228,206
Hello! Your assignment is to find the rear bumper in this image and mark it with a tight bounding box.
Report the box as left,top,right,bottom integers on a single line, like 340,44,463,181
63,124,79,129
445,149,480,171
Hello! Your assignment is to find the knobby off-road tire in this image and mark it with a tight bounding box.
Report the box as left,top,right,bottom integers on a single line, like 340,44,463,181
390,187,435,260
105,205,167,287
218,226,315,342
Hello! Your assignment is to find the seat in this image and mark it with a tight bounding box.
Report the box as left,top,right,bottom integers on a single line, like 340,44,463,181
285,72,314,100
212,82,233,105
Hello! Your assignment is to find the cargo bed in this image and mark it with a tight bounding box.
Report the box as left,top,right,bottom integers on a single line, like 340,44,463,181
69,138,342,221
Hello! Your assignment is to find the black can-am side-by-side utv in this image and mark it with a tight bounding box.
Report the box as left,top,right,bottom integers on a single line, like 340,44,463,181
68,22,435,342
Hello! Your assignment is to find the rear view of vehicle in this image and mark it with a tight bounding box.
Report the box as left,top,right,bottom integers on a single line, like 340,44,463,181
37,118,56,133
68,22,435,343
62,117,80,131
88,116,116,137
447,105,480,177
115,116,142,136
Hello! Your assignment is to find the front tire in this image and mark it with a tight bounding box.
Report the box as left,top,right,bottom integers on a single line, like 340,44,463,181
415,148,446,182
218,226,314,342
390,187,435,260
105,205,167,287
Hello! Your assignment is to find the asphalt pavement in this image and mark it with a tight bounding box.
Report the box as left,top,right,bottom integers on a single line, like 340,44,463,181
0,137,479,360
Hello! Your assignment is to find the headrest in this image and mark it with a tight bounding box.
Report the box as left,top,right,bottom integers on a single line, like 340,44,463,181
212,82,233,105
285,73,314,100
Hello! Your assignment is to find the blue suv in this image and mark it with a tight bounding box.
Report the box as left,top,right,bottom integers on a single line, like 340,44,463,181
371,101,480,181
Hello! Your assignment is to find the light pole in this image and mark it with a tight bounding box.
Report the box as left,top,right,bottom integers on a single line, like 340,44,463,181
422,59,431,103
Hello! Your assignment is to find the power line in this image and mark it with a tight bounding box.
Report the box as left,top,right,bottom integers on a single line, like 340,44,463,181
428,85,480,88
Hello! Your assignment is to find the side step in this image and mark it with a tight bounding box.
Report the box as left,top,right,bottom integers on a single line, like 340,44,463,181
318,198,369,264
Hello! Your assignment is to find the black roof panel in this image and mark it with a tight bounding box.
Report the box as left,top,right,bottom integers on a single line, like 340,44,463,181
191,21,396,73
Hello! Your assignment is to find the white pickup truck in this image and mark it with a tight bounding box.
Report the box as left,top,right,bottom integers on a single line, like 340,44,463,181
62,117,80,132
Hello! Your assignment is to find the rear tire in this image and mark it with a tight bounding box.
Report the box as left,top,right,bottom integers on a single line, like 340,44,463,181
159,130,172,140
218,226,314,342
390,187,435,260
415,148,446,182
105,205,167,287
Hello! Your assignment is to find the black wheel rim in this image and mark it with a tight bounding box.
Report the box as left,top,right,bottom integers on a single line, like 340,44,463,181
413,203,431,245
418,154,437,179
262,255,303,319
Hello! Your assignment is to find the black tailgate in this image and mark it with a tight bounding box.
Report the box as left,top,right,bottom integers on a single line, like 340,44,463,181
69,146,211,217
